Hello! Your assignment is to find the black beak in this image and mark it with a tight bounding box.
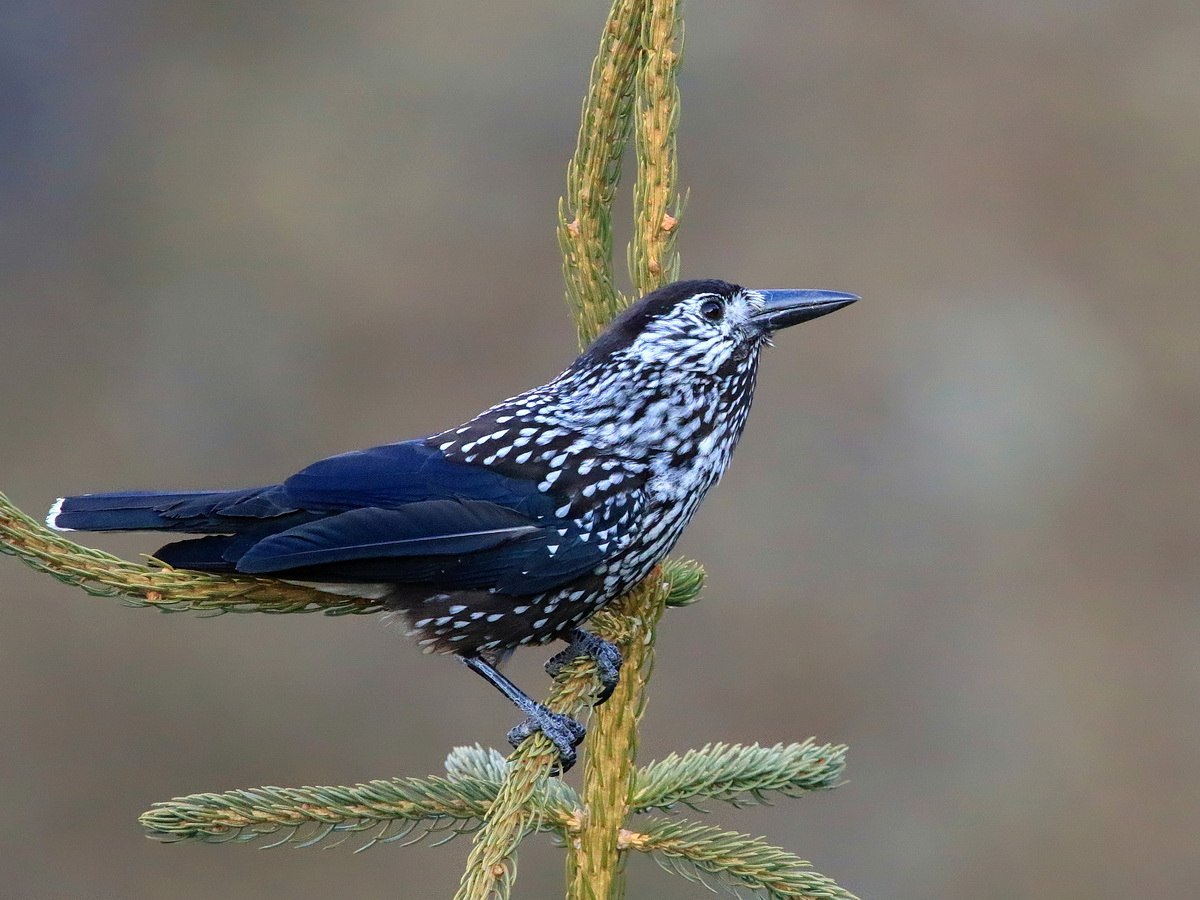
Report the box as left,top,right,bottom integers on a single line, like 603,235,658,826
750,289,859,332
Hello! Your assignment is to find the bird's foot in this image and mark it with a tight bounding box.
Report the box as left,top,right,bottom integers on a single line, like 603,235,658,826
461,653,588,775
544,628,623,706
506,705,587,773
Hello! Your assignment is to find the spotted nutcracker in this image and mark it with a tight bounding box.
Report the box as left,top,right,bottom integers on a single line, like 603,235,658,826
48,279,857,769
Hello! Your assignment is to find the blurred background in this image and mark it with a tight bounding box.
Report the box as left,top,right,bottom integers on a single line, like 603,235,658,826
2,1,1198,897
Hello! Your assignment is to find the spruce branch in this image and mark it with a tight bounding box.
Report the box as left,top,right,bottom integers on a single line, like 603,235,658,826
560,1,684,893
140,748,581,852
462,2,689,891
633,741,848,814
630,0,685,293
661,555,705,607
628,819,861,900
444,745,580,815
557,0,646,348
141,775,512,851
565,576,669,898
0,492,381,616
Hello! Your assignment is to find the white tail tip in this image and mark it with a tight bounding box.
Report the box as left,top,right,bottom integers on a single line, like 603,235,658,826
46,498,74,531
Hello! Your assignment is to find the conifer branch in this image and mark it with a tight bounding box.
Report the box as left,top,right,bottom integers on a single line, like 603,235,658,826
141,776,514,850
565,576,669,898
661,555,705,606
557,0,646,347
140,747,581,852
443,745,579,814
628,818,861,900
633,741,848,813
629,0,684,293
461,2,685,893
0,492,382,616
557,2,685,895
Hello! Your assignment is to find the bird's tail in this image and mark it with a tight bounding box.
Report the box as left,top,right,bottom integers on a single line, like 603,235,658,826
46,488,269,533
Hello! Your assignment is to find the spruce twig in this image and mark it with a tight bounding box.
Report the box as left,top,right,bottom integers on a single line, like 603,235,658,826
629,0,685,292
560,1,685,895
633,741,848,813
141,747,582,853
628,819,860,900
0,492,380,616
457,2,658,893
566,576,669,898
557,0,646,347
140,775,535,850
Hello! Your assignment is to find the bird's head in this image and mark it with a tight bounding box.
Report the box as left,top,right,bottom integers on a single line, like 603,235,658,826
577,279,858,376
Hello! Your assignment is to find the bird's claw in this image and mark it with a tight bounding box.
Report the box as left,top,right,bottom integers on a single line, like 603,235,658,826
507,705,587,773
543,646,575,680
544,629,624,706
586,640,622,705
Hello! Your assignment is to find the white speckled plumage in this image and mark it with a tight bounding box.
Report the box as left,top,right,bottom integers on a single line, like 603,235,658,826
400,282,777,656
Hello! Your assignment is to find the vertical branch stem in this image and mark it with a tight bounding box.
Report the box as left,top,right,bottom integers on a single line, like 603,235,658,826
631,0,684,294
566,575,669,899
460,0,684,896
557,0,646,348
567,1,684,897
458,5,655,890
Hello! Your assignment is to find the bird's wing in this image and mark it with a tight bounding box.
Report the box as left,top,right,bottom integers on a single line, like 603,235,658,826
235,499,539,573
282,439,556,518
228,497,606,592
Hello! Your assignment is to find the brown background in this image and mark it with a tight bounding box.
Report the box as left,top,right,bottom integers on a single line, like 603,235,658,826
2,1,1197,897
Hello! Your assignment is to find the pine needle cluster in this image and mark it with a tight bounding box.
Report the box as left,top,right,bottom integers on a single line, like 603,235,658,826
0,1,857,896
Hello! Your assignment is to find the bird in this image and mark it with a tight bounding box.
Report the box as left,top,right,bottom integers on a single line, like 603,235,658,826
47,279,857,770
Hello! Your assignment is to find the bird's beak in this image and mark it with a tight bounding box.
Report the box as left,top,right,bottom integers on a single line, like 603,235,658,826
750,289,859,332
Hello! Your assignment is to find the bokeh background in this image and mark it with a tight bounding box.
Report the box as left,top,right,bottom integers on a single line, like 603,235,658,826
2,1,1198,897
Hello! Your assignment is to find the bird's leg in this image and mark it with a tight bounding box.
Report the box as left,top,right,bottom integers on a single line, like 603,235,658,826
544,627,623,706
460,654,586,772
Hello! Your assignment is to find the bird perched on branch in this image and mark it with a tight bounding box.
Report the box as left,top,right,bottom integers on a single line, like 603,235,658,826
48,279,856,770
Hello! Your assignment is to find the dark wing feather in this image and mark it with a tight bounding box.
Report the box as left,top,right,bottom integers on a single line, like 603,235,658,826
153,535,241,572
51,487,291,532
242,532,604,591
283,440,555,517
234,499,540,574
492,536,606,594
161,485,297,520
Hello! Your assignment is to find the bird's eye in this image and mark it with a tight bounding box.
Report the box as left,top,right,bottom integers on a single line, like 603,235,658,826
699,298,725,322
